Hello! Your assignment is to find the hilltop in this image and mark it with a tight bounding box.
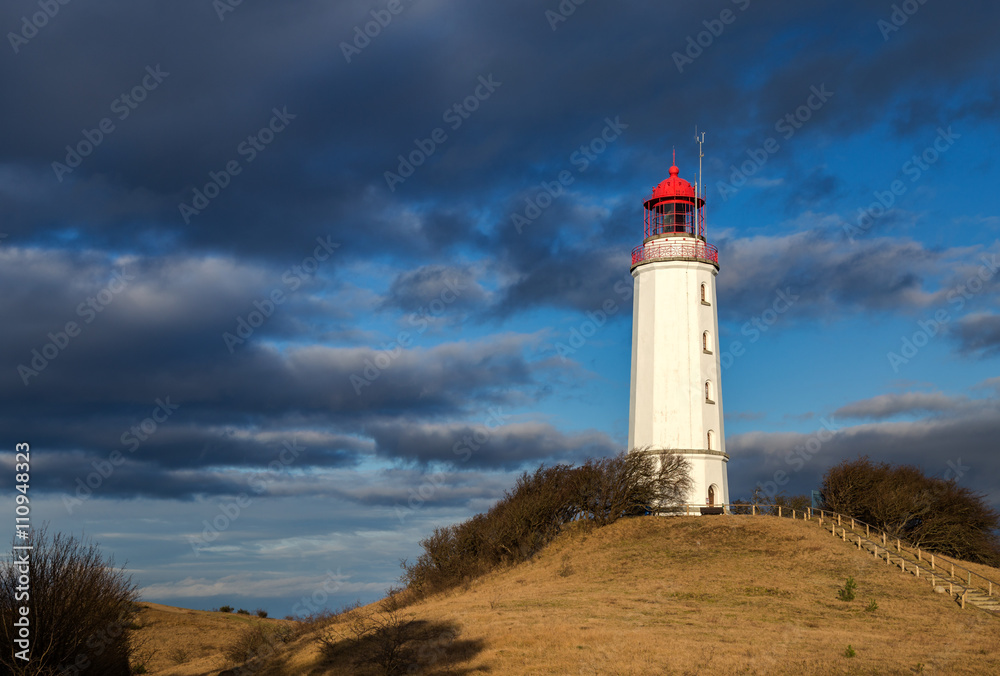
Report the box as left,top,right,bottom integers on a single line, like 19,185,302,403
128,604,296,675
136,515,1000,675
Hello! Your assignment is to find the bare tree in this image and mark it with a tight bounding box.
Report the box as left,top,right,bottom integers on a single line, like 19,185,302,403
821,456,1000,565
558,450,691,524
0,526,140,676
401,450,693,599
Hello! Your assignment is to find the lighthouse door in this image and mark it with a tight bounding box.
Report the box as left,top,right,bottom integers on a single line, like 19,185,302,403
708,485,716,507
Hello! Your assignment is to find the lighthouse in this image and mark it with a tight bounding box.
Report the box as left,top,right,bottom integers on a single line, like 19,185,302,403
627,153,729,513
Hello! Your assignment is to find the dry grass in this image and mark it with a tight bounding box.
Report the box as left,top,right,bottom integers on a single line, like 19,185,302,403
130,603,298,675
137,517,1000,675
919,549,1000,587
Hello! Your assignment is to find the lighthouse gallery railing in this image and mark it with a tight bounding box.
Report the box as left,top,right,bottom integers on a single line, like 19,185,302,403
631,241,719,268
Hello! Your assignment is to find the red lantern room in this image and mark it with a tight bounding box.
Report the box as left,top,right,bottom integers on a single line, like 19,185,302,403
642,164,705,241
631,155,718,270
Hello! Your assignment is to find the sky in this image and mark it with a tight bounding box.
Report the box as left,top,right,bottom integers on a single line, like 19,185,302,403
2,0,999,618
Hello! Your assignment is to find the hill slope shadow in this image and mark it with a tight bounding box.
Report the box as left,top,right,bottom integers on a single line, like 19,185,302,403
314,617,486,676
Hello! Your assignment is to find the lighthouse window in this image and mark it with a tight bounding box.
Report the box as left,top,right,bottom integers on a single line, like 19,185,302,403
705,380,715,403
707,430,715,451
703,331,712,354
701,283,710,305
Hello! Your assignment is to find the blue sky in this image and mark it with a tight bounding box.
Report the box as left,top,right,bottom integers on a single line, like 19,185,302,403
2,0,999,618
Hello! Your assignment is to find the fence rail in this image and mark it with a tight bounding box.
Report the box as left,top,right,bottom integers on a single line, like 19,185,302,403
664,503,999,609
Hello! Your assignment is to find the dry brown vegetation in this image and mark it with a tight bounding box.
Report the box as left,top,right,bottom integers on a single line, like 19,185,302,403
402,450,692,599
135,516,1000,675
822,456,1000,566
128,603,298,676
0,528,144,676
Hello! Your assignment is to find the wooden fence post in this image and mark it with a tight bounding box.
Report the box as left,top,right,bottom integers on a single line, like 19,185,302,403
897,539,901,553
778,506,782,518
856,536,861,550
931,554,935,571
917,549,922,562
752,504,756,516
808,507,812,519
851,518,855,529
838,514,842,526
989,581,992,597
882,533,886,546
841,528,846,541
951,564,955,578
961,591,966,609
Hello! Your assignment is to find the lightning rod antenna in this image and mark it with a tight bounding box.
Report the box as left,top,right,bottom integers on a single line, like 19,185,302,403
695,126,706,237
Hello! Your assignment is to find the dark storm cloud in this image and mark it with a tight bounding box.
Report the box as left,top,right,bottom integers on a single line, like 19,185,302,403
484,186,635,317
366,418,618,470
325,467,514,509
492,248,632,318
951,313,1000,357
728,392,1000,508
0,246,568,497
4,0,1000,502
2,247,541,407
3,0,996,270
782,167,843,214
12,416,609,500
833,391,963,420
490,216,995,327
380,264,488,314
8,318,553,455
713,227,988,323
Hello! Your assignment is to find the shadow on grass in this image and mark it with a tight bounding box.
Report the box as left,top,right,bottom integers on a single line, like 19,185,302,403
318,617,487,675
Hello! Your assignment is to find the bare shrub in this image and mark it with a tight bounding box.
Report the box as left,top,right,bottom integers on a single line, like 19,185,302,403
733,487,811,516
822,456,1000,565
772,493,812,514
575,450,692,523
223,623,293,667
401,451,691,599
318,603,414,676
0,526,140,676
487,583,509,611
730,499,753,515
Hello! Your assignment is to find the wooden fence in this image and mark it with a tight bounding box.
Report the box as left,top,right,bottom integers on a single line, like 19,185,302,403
669,503,998,608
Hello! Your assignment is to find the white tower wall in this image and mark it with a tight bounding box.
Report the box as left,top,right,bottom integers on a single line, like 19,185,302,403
628,237,729,511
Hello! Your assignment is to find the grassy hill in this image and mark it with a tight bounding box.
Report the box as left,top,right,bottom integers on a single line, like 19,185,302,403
136,515,1000,675
130,604,296,675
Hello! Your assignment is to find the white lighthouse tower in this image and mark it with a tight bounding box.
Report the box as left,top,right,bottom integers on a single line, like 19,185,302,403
627,151,729,514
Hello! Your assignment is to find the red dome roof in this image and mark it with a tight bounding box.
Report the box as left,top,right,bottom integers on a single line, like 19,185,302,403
649,165,696,201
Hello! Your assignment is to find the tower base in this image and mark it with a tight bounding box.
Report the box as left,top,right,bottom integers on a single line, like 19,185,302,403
635,448,730,516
